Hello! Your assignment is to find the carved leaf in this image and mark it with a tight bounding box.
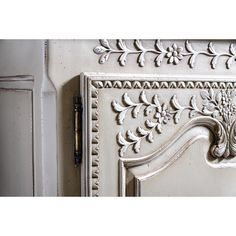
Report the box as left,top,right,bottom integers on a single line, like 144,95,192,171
127,130,139,142
202,99,209,105
100,39,110,49
185,41,195,53
202,106,214,115
135,40,145,50
190,96,198,110
209,88,214,99
188,54,197,68
170,95,184,110
155,40,165,52
200,90,209,100
138,52,145,67
93,46,107,54
117,133,130,157
137,126,149,136
112,100,126,112
146,119,157,128
162,103,167,111
207,102,216,111
210,56,219,69
117,132,129,146
153,94,160,107
155,53,165,67
119,52,128,66
215,91,222,103
133,140,141,153
132,104,142,118
208,42,217,54
226,56,234,69
147,132,154,142
123,93,135,106
173,110,182,124
117,39,128,51
119,146,128,157
117,110,127,125
140,91,149,105
229,44,236,55
99,52,110,64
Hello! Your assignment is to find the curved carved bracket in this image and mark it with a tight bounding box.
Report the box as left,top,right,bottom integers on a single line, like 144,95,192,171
118,117,229,196
94,40,236,69
121,117,227,167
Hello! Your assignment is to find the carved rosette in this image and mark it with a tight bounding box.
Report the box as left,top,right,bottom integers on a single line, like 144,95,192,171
112,88,236,160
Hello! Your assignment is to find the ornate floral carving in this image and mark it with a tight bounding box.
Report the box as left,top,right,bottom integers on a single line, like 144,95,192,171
112,89,236,158
166,43,184,65
94,40,236,69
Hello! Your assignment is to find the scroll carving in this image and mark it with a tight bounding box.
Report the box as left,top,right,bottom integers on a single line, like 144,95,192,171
112,88,236,159
81,73,236,196
94,39,236,69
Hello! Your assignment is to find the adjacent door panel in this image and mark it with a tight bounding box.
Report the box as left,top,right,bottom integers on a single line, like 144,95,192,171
0,77,34,196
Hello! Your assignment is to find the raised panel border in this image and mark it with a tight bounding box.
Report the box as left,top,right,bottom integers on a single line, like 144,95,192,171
80,73,236,196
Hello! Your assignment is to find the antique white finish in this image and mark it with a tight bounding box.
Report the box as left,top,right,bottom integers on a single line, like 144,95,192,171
0,41,57,196
81,73,236,196
113,88,236,158
3,39,236,196
47,39,236,196
94,40,236,69
0,76,34,195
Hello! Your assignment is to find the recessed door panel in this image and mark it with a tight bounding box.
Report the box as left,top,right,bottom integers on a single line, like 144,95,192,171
0,89,33,196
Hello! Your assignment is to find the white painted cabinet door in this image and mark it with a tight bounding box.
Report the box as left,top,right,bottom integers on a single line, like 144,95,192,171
75,40,236,196
4,39,236,196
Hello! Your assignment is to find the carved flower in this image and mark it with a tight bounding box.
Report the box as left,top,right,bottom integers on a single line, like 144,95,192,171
154,103,171,124
166,43,184,65
218,90,236,123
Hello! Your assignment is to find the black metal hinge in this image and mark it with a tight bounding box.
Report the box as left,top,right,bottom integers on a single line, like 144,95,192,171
74,96,82,166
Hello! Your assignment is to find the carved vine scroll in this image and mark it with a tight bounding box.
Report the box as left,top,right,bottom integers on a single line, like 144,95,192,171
112,88,236,159
94,40,236,69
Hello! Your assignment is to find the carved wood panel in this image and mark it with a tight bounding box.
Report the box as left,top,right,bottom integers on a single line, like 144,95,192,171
80,73,236,196
94,40,236,69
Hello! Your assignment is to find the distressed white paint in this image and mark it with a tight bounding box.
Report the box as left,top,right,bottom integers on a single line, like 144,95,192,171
2,40,236,196
0,41,57,196
79,73,236,196
0,87,33,196
47,40,236,196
